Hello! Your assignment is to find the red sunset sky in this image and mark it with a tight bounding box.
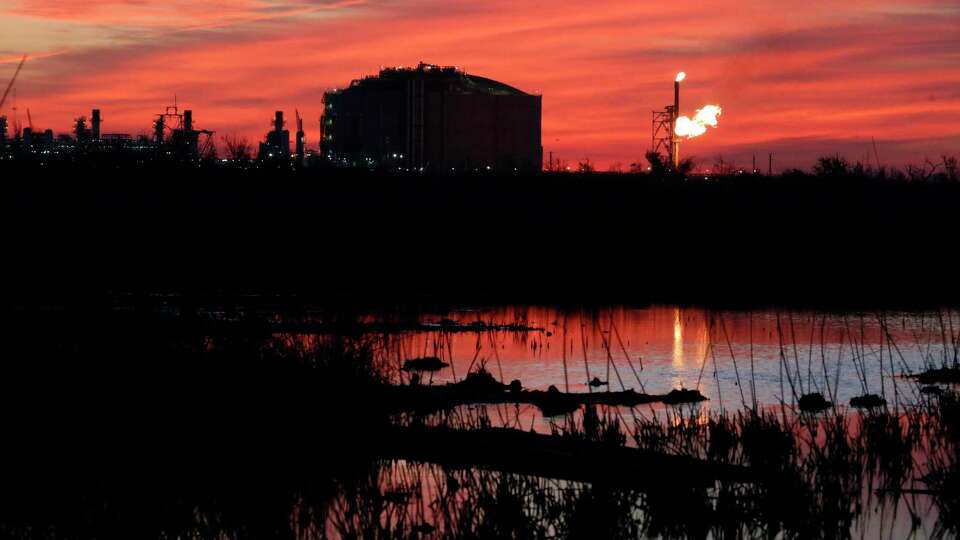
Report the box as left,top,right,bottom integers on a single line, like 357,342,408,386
1,0,957,171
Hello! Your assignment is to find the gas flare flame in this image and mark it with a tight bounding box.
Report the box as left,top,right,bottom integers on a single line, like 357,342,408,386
675,105,722,139
675,72,686,82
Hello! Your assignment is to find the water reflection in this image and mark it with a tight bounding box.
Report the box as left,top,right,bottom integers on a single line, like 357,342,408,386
5,300,957,538
672,307,683,369
316,456,938,539
358,305,955,413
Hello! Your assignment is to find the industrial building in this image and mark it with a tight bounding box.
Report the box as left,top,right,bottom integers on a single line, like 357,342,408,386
259,111,291,159
0,104,214,161
2,57,220,162
153,105,215,158
321,63,542,173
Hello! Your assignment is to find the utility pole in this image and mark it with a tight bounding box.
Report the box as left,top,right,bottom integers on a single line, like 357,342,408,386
768,153,773,176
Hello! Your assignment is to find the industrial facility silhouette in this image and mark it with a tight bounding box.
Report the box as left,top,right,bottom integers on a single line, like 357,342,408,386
321,63,542,173
1,61,542,172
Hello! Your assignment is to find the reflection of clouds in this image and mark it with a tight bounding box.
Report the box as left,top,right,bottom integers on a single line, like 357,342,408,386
371,306,950,409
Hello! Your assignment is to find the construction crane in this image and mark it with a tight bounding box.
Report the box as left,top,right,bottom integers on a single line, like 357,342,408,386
197,127,216,158
0,55,27,111
26,108,34,131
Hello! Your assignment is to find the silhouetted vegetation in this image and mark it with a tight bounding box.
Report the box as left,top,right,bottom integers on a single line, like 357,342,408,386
3,300,960,538
3,142,960,536
3,152,960,308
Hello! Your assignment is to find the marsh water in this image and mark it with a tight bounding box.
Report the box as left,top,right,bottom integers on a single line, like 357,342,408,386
7,300,958,538
281,305,956,538
281,305,955,412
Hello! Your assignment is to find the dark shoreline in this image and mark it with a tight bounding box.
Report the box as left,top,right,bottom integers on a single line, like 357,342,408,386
4,167,960,309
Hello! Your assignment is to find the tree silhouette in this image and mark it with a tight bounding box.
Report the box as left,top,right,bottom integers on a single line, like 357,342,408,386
645,151,695,176
813,155,851,177
645,151,668,175
222,134,252,161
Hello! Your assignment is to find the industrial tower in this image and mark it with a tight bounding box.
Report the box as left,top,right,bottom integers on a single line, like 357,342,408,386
651,72,685,169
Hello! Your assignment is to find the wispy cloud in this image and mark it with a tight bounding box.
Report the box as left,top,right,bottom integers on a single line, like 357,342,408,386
0,0,957,168
5,0,364,25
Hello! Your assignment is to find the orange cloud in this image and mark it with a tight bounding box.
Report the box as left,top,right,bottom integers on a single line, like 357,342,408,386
6,0,362,26
1,0,957,170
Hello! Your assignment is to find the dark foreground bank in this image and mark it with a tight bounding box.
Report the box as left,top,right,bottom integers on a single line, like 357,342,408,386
3,164,960,307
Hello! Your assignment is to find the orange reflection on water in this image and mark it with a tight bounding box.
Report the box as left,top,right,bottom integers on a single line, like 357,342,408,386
672,308,683,368
671,307,687,390
371,306,723,394
670,308,710,390
272,305,957,414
